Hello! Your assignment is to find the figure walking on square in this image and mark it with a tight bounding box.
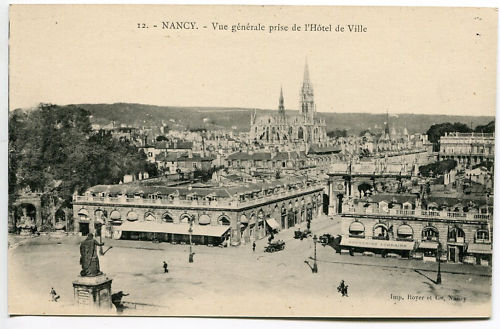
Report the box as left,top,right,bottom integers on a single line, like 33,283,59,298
79,233,104,277
337,280,349,297
50,287,60,302
252,241,256,252
163,261,169,273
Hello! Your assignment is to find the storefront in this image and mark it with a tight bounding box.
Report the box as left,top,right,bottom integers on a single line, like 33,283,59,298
415,240,439,262
340,235,416,257
114,221,231,246
265,218,280,233
465,243,492,266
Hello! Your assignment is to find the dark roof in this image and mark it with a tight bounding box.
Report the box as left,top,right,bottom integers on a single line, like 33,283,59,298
360,193,418,205
85,176,314,199
308,144,342,154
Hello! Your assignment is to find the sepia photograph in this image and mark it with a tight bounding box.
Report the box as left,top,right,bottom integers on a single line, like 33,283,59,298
6,3,497,318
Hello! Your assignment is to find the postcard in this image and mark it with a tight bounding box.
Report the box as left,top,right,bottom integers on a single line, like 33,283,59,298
7,4,496,317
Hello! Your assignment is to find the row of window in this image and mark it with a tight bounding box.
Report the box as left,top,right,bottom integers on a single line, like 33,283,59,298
79,208,231,226
348,221,490,242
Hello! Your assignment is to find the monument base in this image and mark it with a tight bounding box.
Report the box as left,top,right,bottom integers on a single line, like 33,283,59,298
73,274,113,312
19,228,33,236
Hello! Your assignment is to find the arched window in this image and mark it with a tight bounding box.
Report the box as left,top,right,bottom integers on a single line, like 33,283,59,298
162,212,174,223
95,209,105,221
397,224,414,240
448,227,465,243
199,214,211,225
349,221,365,237
109,210,121,221
373,223,388,239
218,216,230,226
144,212,156,221
475,229,489,242
298,127,304,140
127,211,139,222
180,214,191,224
78,208,89,220
422,226,439,241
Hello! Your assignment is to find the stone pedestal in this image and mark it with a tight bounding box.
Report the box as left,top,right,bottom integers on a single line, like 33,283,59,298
73,274,113,311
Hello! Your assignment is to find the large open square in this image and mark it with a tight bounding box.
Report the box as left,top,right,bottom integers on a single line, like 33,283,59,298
8,215,491,317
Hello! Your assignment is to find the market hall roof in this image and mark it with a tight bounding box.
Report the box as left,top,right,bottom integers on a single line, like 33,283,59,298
85,177,315,199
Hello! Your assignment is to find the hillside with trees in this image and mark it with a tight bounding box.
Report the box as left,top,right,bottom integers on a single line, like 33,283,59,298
14,103,492,136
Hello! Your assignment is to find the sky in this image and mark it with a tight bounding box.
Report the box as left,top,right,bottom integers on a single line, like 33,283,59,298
8,5,498,116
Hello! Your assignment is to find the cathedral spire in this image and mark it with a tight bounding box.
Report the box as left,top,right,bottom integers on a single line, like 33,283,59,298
384,109,390,135
300,59,315,118
278,86,285,115
303,58,310,83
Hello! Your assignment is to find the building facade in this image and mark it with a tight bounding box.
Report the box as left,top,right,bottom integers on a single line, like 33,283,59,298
338,195,493,266
72,179,324,247
439,132,495,166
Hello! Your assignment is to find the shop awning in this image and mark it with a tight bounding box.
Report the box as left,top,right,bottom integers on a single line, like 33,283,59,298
418,240,439,250
77,208,89,216
467,243,492,254
117,221,230,237
266,218,280,230
340,236,415,250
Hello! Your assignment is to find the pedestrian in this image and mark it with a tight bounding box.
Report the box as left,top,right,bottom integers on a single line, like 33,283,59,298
111,291,129,314
50,287,60,302
343,284,349,297
252,241,256,252
163,261,169,273
337,280,349,297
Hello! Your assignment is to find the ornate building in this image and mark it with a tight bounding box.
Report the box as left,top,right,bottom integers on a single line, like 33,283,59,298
250,62,327,150
439,132,495,167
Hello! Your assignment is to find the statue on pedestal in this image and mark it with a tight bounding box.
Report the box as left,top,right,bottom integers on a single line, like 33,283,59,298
17,208,36,235
79,233,104,277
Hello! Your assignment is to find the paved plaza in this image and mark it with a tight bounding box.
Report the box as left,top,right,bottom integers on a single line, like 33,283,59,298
8,215,491,317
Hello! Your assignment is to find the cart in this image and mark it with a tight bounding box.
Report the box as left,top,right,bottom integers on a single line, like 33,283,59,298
264,240,286,252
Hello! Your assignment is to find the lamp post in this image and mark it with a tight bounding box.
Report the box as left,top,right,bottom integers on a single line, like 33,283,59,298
436,242,442,284
188,215,194,263
312,235,318,273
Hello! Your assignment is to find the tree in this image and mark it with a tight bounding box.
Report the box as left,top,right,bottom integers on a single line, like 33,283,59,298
9,104,154,228
426,122,472,144
474,121,495,133
419,160,457,177
156,135,168,142
327,129,347,138
426,122,472,151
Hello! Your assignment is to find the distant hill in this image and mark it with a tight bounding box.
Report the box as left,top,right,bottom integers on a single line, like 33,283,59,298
36,103,498,135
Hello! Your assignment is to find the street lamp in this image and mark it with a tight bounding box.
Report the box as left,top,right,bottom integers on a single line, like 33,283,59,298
312,235,318,273
436,242,442,284
98,223,104,255
188,215,194,263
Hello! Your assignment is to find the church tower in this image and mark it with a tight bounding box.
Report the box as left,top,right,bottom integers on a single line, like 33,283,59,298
300,60,315,119
278,86,285,115
384,109,390,136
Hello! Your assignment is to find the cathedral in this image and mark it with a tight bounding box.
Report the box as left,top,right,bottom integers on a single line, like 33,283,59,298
250,62,327,150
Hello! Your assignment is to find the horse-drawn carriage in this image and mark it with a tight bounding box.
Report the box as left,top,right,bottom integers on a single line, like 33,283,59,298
264,240,286,252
